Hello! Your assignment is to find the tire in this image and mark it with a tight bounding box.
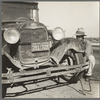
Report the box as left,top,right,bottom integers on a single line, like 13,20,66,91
2,55,11,98
2,54,19,98
60,49,84,65
2,84,8,98
60,49,84,83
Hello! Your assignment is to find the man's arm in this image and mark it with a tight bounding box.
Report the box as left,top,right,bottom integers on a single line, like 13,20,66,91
85,40,93,56
83,40,93,62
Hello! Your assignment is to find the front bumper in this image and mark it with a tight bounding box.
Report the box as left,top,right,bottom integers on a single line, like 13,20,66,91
2,63,89,84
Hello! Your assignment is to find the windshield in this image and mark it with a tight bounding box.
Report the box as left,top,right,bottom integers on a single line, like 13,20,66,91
2,2,38,22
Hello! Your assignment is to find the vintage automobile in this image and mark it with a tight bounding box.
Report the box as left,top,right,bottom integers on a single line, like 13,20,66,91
1,1,89,98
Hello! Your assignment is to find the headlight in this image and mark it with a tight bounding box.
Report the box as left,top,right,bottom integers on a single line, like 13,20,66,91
4,28,20,44
52,27,64,40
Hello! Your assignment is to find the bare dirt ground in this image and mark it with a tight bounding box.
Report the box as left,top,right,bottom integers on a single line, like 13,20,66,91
6,46,100,98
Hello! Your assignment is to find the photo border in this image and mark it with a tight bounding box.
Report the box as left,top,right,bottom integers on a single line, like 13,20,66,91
0,0,99,100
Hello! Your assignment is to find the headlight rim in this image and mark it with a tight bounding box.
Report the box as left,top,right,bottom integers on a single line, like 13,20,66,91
52,27,64,41
3,28,20,44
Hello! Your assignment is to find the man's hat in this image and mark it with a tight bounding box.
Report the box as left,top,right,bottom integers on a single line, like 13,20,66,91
76,28,86,36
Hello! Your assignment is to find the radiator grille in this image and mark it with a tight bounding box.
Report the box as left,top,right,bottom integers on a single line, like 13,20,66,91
20,28,47,43
19,28,49,64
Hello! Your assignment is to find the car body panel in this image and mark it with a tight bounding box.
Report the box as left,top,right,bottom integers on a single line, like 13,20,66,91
50,38,85,64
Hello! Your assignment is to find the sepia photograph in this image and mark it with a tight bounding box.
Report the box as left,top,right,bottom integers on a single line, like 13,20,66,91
1,0,100,98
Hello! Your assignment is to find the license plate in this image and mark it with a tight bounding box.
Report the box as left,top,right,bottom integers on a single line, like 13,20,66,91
31,42,49,52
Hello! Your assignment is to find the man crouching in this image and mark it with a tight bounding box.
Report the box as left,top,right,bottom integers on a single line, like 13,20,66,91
75,28,95,77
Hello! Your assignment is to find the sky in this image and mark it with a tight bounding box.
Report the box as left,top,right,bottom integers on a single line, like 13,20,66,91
38,1,99,38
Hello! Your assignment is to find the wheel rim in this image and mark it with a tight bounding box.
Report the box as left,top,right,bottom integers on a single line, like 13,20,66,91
60,49,84,65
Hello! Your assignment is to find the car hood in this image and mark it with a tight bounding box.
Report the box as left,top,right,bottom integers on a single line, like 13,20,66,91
2,20,47,31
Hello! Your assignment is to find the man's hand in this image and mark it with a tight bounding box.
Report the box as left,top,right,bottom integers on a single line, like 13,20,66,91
83,56,88,63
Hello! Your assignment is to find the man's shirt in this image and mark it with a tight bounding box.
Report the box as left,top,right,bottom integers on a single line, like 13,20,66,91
82,39,93,56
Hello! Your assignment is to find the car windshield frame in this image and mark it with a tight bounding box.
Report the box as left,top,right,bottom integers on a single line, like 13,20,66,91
2,1,38,22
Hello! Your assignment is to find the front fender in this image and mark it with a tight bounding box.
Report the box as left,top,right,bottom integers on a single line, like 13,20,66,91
50,38,85,64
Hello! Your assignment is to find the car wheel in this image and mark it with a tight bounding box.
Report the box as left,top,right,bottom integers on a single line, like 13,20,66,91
2,55,11,98
60,49,84,65
2,84,8,98
60,49,84,83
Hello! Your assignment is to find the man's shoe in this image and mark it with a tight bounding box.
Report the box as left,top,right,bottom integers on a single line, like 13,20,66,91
85,73,92,77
